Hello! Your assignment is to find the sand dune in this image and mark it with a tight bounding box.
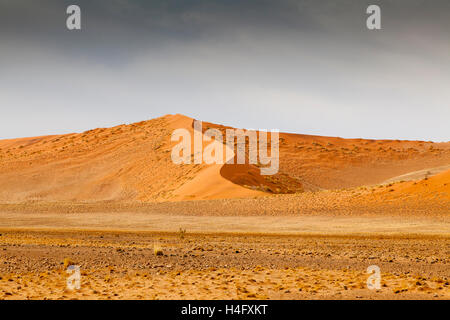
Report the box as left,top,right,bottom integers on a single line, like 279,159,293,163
166,115,265,200
382,165,450,184
201,120,450,190
0,114,449,202
375,169,450,201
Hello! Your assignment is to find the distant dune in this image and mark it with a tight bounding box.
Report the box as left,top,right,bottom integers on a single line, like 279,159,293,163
0,114,449,202
374,168,450,201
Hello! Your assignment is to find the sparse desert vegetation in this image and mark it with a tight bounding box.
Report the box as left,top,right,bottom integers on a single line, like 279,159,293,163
0,231,448,300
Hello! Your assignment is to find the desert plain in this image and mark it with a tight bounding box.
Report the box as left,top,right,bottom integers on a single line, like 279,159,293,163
0,114,448,299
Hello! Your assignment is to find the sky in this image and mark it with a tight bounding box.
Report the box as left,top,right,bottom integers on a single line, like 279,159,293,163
0,0,449,141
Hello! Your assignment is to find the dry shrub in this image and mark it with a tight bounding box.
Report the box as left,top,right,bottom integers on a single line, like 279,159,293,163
154,243,163,256
63,257,75,269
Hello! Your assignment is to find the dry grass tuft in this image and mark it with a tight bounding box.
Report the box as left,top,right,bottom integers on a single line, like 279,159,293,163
178,227,186,240
63,257,75,269
153,243,163,256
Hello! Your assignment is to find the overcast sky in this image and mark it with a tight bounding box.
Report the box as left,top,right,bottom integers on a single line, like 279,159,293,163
1,0,449,141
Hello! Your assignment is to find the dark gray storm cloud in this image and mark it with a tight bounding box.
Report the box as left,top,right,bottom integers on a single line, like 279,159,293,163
1,0,449,140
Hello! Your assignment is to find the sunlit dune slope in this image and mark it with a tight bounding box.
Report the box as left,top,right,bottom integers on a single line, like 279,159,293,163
373,169,450,201
0,114,265,201
0,113,449,202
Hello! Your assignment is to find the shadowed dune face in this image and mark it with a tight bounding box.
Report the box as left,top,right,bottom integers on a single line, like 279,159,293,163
220,163,303,194
201,120,450,191
0,113,449,202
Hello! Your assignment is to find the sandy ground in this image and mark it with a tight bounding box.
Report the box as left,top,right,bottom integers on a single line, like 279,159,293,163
0,203,448,300
0,230,448,300
0,171,448,300
0,190,448,301
0,212,448,236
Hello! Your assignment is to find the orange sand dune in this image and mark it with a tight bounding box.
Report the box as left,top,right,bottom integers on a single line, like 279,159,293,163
375,169,450,201
171,164,265,200
0,114,449,202
166,115,265,200
0,114,265,202
201,120,450,191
